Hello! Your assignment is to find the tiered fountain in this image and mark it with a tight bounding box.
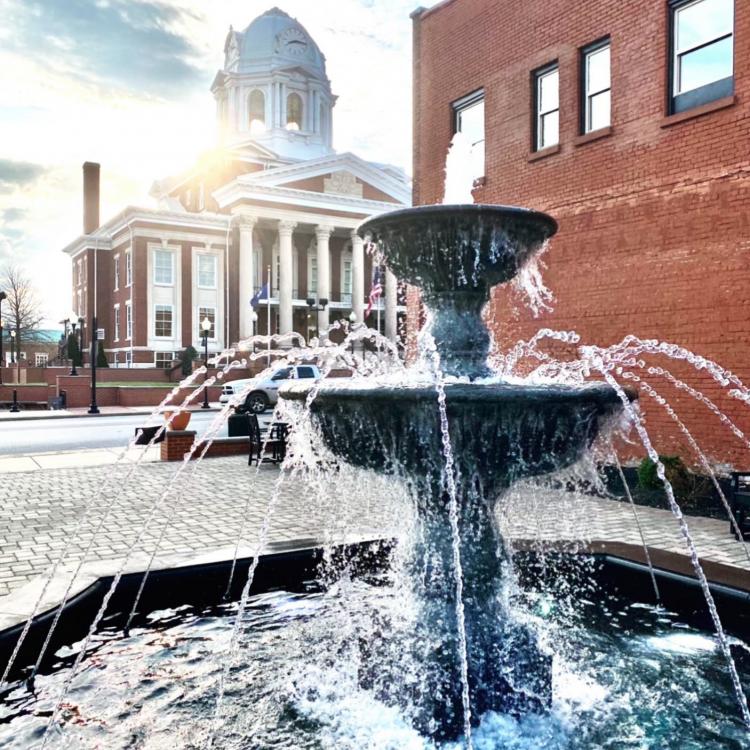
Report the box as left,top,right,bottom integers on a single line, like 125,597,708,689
282,203,633,739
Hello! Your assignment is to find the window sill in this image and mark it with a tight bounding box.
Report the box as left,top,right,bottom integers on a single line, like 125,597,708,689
661,95,736,128
528,144,560,162
574,126,612,147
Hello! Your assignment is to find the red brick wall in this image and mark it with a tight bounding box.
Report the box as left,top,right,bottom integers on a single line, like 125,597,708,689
413,0,750,466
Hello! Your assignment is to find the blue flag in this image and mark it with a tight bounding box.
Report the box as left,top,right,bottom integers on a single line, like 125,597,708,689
250,283,269,308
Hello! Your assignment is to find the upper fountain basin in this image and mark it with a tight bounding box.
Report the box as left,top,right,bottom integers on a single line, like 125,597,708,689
357,204,557,296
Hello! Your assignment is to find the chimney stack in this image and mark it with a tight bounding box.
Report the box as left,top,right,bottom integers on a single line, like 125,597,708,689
83,161,100,234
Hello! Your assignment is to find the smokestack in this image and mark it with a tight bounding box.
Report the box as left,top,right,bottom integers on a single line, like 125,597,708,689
83,161,100,234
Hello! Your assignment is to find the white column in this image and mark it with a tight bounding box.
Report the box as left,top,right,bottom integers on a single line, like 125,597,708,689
278,220,296,336
316,225,333,333
351,230,365,324
238,216,257,342
385,269,398,343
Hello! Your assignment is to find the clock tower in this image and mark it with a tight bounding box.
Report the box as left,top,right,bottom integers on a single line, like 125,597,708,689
211,7,336,162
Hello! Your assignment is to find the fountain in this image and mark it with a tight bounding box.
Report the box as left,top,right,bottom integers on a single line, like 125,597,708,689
281,203,633,740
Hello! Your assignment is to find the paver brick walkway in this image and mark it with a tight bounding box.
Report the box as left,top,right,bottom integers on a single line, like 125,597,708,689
1,457,748,600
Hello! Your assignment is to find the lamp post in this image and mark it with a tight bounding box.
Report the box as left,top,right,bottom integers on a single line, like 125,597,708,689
87,316,100,415
250,310,258,353
78,317,85,364
201,316,212,409
69,319,78,376
0,290,6,382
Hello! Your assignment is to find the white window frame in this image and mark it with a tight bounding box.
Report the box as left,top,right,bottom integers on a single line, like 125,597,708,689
35,352,48,367
125,252,132,287
453,89,485,180
153,249,174,287
535,64,560,151
113,303,120,341
308,253,318,296
125,349,133,367
197,306,217,341
154,304,174,339
114,254,120,291
197,253,217,289
125,302,132,341
582,40,611,133
154,351,175,369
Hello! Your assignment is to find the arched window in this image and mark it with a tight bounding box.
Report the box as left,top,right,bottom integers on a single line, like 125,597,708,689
287,93,303,131
248,89,265,134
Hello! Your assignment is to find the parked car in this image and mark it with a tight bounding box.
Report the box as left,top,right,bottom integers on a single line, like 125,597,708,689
220,364,321,413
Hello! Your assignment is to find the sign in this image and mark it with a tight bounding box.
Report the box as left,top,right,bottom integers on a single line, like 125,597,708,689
96,328,105,341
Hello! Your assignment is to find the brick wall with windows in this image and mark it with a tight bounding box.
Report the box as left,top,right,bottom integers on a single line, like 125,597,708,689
412,0,750,464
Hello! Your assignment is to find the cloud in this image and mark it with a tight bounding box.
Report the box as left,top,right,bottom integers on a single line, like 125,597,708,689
1,207,27,223
3,0,209,98
0,159,48,193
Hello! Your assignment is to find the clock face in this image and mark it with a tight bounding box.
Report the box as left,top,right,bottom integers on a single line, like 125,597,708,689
280,28,308,56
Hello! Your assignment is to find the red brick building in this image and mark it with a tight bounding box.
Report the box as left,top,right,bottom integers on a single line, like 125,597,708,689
62,8,409,369
411,0,750,464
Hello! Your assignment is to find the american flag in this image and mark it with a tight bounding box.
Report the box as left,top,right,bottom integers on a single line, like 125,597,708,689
365,265,383,319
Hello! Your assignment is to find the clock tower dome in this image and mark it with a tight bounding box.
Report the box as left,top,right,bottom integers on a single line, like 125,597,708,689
211,8,336,161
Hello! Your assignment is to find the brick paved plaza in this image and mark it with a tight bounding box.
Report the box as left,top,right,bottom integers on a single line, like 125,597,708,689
1,456,748,605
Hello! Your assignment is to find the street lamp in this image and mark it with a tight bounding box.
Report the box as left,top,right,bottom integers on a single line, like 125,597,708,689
0,290,6,381
69,319,78,376
201,316,212,409
250,310,258,353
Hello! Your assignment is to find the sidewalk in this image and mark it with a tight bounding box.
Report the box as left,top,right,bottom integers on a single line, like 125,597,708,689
0,404,222,422
0,445,161,473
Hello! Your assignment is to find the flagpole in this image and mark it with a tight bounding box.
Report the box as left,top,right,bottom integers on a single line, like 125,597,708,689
267,264,271,369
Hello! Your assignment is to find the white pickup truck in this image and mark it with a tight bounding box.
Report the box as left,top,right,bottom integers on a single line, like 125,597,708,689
220,364,321,413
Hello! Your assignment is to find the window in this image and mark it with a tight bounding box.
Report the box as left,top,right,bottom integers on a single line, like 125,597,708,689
309,255,318,295
297,366,316,379
125,349,132,367
272,367,291,381
125,303,132,340
35,353,48,367
287,93,303,130
198,254,217,288
114,305,120,341
671,0,733,113
534,64,559,150
453,90,485,180
154,305,173,338
126,252,132,286
77,259,83,285
342,256,353,305
114,255,120,290
582,40,611,132
198,307,216,339
155,352,174,369
249,89,266,134
153,249,174,285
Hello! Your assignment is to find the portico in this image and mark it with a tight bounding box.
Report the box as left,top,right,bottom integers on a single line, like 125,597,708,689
234,206,400,342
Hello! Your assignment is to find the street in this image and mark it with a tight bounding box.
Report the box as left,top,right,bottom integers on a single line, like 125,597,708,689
0,412,231,455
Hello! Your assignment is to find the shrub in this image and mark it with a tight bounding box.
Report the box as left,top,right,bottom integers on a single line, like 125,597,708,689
179,346,198,377
66,333,82,367
637,455,692,496
96,343,109,368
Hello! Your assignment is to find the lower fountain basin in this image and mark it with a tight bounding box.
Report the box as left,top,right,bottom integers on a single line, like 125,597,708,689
282,379,629,494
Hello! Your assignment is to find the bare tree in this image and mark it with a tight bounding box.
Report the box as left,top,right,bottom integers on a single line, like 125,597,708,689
0,264,44,360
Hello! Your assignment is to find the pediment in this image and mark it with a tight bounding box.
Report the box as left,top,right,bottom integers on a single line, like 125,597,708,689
248,152,410,205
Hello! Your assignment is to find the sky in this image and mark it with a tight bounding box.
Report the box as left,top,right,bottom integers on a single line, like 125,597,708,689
0,0,425,325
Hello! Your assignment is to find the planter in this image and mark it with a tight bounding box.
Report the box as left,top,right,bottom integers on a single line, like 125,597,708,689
164,410,191,431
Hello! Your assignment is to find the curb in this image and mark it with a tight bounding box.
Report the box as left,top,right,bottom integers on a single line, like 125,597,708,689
0,406,222,423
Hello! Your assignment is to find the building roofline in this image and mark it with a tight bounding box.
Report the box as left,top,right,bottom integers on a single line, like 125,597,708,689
61,206,231,256
412,0,460,21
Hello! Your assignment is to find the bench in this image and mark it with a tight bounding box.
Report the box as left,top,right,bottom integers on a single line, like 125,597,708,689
730,472,750,540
